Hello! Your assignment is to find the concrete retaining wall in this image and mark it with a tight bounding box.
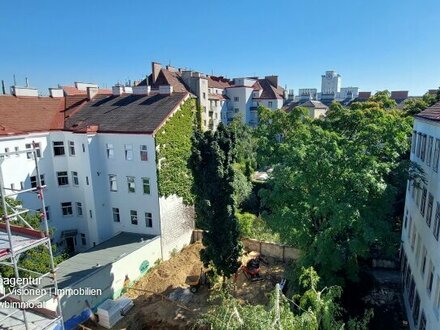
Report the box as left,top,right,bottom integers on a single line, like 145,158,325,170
192,229,300,262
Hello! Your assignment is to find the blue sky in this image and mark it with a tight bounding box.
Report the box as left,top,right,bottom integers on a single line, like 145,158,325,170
1,0,439,95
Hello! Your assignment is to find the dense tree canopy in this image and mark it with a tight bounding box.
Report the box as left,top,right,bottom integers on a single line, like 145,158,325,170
257,102,413,284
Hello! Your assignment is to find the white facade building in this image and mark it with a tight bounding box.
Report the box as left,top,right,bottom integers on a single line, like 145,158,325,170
321,70,341,95
0,86,195,259
401,101,440,330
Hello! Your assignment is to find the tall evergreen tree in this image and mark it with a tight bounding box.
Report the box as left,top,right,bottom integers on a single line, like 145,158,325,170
190,124,241,278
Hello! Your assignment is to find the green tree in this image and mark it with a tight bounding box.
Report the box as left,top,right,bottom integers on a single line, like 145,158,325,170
190,124,242,278
197,267,371,330
257,104,412,284
368,90,397,109
402,92,437,116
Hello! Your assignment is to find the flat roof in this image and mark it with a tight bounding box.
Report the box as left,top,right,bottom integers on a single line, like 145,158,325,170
0,308,61,330
50,232,157,290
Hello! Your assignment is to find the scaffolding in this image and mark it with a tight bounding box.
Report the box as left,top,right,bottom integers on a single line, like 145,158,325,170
0,143,64,330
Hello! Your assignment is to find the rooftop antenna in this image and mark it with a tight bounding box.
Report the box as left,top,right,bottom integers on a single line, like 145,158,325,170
1,80,5,95
25,77,29,87
13,74,16,86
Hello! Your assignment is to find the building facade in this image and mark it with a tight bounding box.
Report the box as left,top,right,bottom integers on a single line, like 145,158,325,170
0,85,195,259
401,101,440,330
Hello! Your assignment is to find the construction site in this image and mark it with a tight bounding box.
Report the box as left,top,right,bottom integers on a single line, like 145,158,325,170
81,241,288,329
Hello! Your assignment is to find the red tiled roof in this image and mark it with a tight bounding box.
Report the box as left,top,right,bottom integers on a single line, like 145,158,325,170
0,95,65,135
207,76,232,89
415,101,440,122
208,93,227,100
254,79,284,99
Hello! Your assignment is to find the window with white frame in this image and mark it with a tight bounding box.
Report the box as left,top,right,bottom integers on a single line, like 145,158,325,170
76,202,83,216
420,246,427,275
140,145,148,161
420,134,427,161
234,96,239,102
124,144,133,160
72,171,79,186
142,178,151,194
145,212,152,227
427,193,434,227
434,139,440,172
61,202,73,216
433,202,440,240
268,101,273,108
14,146,19,156
416,133,422,158
411,131,417,153
53,141,65,156
127,176,135,193
420,187,427,216
25,143,41,159
81,233,86,245
57,171,69,186
4,147,9,157
427,261,435,295
112,208,120,222
82,143,86,152
130,210,138,225
109,175,117,192
30,175,45,188
106,143,114,159
68,141,75,156
426,136,433,166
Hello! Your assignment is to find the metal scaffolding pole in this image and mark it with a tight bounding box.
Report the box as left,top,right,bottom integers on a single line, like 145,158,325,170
0,144,65,330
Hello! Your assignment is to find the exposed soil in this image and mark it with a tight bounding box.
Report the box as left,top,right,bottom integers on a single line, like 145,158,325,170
83,242,286,330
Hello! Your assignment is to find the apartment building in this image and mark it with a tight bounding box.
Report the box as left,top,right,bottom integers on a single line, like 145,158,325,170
401,101,440,330
0,84,195,259
137,62,286,129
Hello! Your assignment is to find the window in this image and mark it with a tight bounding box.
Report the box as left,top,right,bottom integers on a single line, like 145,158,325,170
419,312,426,330
142,178,151,194
106,143,114,159
61,202,73,216
420,187,427,216
127,176,135,193
416,186,421,207
427,194,434,227
145,212,152,227
234,108,239,113
124,144,133,160
434,276,440,311
25,143,33,159
57,171,69,186
427,136,434,166
140,145,148,161
416,133,422,158
45,206,50,221
68,141,75,156
234,96,239,102
4,147,10,157
112,208,120,222
72,171,79,186
412,292,420,327
434,139,440,172
86,176,89,185
109,175,117,192
427,261,435,294
130,210,138,225
53,141,65,156
268,101,273,108
30,175,45,188
10,183,15,191
420,134,427,161
89,210,92,218
14,146,19,156
81,233,86,246
409,277,415,307
415,234,421,264
411,131,417,153
76,202,83,216
203,92,206,99
421,246,427,275
434,202,440,240
82,143,86,152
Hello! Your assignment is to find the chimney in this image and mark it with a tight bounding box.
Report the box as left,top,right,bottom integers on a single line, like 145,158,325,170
112,85,124,96
49,87,64,98
152,62,161,85
265,75,278,87
123,86,133,94
10,86,39,97
87,86,99,100
166,65,176,72
159,85,173,95
133,85,151,95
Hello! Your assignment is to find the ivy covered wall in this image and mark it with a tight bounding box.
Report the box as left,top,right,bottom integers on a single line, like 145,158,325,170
155,97,197,204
